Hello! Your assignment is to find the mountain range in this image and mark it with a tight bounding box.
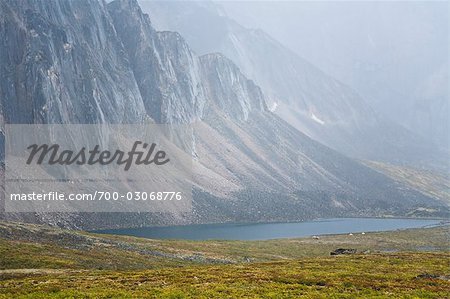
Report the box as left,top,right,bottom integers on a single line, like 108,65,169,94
140,0,448,171
0,0,447,229
216,1,449,151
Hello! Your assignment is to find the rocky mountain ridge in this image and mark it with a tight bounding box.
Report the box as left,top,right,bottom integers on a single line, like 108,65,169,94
0,0,446,229
140,0,448,171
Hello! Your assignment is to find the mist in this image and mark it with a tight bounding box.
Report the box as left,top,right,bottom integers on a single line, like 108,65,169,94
141,0,449,149
217,0,449,148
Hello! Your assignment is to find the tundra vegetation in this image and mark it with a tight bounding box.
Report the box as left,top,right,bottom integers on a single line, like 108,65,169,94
0,222,448,298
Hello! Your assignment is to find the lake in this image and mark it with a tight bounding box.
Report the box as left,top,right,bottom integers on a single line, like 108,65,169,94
92,218,445,240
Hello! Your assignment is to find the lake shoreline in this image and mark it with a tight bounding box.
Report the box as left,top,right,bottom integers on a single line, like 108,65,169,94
91,217,447,241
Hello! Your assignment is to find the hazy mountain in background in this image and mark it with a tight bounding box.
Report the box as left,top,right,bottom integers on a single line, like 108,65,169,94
139,1,448,172
0,0,447,229
217,0,450,150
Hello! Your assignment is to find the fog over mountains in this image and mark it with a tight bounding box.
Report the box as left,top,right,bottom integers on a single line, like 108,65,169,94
140,0,448,170
218,0,449,151
0,0,448,228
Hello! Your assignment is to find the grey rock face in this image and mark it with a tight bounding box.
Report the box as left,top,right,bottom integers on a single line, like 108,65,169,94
199,53,266,121
107,1,266,124
0,0,446,229
0,0,146,126
108,0,204,124
107,0,445,226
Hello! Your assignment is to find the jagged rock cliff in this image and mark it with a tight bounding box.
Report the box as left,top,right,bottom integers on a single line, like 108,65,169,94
0,0,146,125
108,0,205,124
0,0,446,229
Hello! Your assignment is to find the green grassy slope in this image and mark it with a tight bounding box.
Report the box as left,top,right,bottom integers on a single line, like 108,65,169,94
0,221,448,298
365,161,450,205
1,222,449,270
1,253,449,298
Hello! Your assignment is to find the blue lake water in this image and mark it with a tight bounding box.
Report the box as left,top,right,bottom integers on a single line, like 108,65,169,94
92,218,445,240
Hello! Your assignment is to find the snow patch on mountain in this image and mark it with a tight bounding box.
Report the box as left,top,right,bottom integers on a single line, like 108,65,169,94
311,112,325,125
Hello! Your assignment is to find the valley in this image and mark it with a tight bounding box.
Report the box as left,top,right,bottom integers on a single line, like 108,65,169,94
0,221,448,298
